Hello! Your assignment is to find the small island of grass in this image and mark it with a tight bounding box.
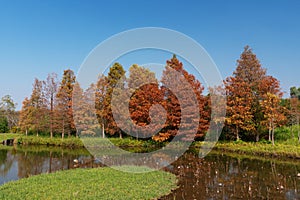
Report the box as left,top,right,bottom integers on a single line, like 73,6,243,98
0,166,177,200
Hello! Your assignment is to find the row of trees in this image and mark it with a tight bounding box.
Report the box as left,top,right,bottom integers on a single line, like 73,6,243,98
19,70,76,138
18,55,210,141
16,45,300,143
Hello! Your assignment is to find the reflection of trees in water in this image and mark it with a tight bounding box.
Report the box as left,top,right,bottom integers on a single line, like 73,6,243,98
161,152,300,200
16,150,91,179
0,149,15,176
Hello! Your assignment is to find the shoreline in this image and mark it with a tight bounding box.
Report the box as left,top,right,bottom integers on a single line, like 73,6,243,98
0,133,299,160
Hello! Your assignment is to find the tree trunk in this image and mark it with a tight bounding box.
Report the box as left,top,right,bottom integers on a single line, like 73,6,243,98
102,124,105,138
50,96,53,138
271,119,275,146
272,129,275,146
297,115,300,143
25,129,28,136
62,119,65,139
119,132,122,139
269,121,272,141
236,126,239,141
256,132,259,142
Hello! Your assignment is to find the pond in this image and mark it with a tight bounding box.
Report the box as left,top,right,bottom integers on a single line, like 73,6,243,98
0,145,299,199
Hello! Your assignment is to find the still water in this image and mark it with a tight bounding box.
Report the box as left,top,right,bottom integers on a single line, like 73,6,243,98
0,146,299,199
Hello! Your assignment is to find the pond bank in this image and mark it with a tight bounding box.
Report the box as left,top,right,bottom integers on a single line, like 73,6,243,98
211,141,300,160
1,133,299,160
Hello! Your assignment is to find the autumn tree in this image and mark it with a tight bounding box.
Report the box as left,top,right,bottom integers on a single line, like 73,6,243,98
73,82,100,137
233,46,266,140
225,77,254,140
19,97,32,135
159,55,207,141
208,86,226,141
225,46,284,141
260,92,286,145
95,74,108,138
104,63,126,138
81,83,101,136
55,69,76,138
127,64,163,139
289,87,300,142
31,78,47,136
44,73,58,138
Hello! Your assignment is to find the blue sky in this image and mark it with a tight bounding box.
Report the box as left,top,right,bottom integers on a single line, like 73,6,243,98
0,0,300,110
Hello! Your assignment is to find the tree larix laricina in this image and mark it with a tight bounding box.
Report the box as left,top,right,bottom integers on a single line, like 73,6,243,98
225,45,285,141
289,86,300,142
19,78,48,136
127,64,163,139
225,76,254,141
95,74,108,138
44,73,58,138
55,69,76,138
260,92,286,145
19,97,31,135
159,55,209,141
73,82,101,137
104,63,126,138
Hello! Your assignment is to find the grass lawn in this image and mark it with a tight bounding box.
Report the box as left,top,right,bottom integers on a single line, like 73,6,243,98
0,166,177,200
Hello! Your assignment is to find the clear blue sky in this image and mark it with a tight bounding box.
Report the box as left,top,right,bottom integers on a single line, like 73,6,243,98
1,0,300,110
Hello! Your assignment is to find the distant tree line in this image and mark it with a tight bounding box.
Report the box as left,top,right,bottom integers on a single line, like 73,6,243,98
13,45,300,144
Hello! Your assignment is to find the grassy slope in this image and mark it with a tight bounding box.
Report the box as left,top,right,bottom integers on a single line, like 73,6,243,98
0,166,177,200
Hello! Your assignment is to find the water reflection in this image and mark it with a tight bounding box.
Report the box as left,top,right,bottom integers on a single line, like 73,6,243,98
0,146,100,185
0,146,299,199
161,151,300,200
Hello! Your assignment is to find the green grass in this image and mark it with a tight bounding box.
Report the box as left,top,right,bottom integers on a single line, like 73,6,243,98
0,133,21,141
0,166,177,200
18,135,84,148
210,140,300,159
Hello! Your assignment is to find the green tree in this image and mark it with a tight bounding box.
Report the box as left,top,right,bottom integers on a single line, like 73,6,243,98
0,116,8,133
290,86,300,99
0,95,18,131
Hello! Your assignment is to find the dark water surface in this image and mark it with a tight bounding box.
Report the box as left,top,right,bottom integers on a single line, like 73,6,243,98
0,146,299,199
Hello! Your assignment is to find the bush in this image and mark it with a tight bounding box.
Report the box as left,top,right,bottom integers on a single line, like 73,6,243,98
275,125,299,141
0,116,8,133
